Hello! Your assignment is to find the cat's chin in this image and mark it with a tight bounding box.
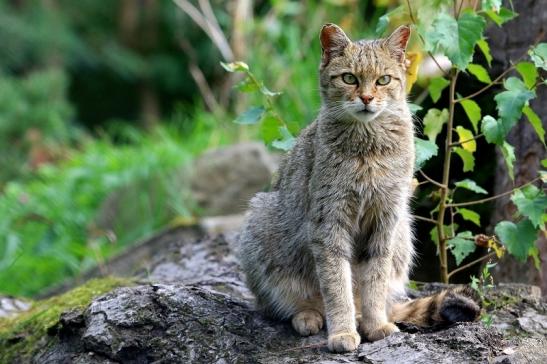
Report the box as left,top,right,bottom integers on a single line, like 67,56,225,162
351,109,381,123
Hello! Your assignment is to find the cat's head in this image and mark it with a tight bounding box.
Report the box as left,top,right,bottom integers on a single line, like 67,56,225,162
319,24,410,123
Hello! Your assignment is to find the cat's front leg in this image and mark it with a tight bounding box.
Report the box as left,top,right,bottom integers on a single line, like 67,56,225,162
356,210,400,341
311,226,361,353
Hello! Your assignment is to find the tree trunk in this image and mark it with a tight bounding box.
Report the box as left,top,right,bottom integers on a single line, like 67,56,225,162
487,0,547,295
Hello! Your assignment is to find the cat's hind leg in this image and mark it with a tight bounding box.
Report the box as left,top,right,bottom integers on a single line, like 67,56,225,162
291,296,324,336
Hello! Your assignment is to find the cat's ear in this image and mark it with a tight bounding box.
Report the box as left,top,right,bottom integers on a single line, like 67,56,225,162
383,25,411,63
320,23,350,66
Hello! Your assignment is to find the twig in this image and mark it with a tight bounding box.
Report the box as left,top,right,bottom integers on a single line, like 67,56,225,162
419,170,446,188
449,134,484,147
413,215,438,224
447,251,497,279
447,176,542,207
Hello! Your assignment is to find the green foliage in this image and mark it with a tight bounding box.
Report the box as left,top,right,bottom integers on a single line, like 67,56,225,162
423,108,448,141
495,219,537,262
414,138,439,169
459,99,481,133
428,78,450,103
454,179,488,194
448,231,476,265
510,185,547,229
529,43,547,70
467,63,492,84
494,77,535,132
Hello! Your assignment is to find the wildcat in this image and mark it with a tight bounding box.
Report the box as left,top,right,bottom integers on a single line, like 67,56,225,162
238,24,480,353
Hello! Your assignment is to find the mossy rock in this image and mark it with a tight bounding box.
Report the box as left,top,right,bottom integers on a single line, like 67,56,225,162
0,276,133,363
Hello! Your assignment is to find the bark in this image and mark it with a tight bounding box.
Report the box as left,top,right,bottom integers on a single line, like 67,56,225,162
487,0,547,294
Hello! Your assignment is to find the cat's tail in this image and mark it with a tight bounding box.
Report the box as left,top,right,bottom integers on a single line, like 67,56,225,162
390,286,481,327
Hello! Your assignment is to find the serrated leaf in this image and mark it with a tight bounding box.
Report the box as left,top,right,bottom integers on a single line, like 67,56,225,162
522,106,546,146
424,11,486,70
467,63,492,84
529,43,547,70
454,147,475,172
220,61,249,73
414,137,439,170
500,141,516,180
511,185,547,229
448,231,476,266
234,106,265,125
481,115,504,145
476,38,493,67
423,108,449,142
271,126,295,151
515,62,538,89
460,99,481,133
457,208,481,226
456,126,476,152
454,179,488,194
495,77,535,131
495,219,537,262
428,77,450,103
485,8,517,26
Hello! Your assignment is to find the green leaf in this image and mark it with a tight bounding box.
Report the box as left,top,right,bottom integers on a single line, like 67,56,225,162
271,126,296,151
454,179,488,194
220,61,249,73
454,147,475,172
467,63,492,84
448,231,476,266
455,126,476,152
430,224,458,245
375,6,404,36
260,115,283,143
424,11,486,70
515,62,538,89
414,137,439,170
481,0,501,12
476,38,493,67
408,103,423,113
260,85,282,97
234,106,265,125
457,208,481,226
236,77,259,93
428,77,450,103
485,8,517,26
495,77,535,131
495,219,537,262
529,43,547,70
460,99,481,133
511,185,547,229
481,115,504,145
522,106,546,146
500,141,516,180
423,108,449,142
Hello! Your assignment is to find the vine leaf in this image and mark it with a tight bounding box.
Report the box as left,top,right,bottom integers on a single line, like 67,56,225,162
423,108,448,142
448,231,476,266
511,185,547,230
424,11,486,70
428,77,450,103
495,219,537,262
454,179,488,194
460,100,481,133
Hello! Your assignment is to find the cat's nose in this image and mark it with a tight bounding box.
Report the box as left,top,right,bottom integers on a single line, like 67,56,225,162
360,95,374,104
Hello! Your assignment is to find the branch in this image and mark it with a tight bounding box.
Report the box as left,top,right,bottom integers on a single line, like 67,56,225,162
419,170,446,188
447,251,497,280
449,133,484,148
447,176,542,208
413,215,438,224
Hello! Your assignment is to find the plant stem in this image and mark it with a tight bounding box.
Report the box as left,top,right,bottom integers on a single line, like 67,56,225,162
447,251,497,279
449,133,484,147
413,215,438,224
437,70,459,284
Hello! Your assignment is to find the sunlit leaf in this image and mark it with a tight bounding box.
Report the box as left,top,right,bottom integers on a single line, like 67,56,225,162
511,185,547,229
220,61,249,73
454,147,475,172
454,178,488,194
515,62,538,89
424,11,486,70
456,126,476,152
467,63,492,84
457,208,481,226
495,219,537,262
476,38,493,67
482,0,501,12
234,106,265,125
460,99,481,133
522,106,546,146
428,77,450,103
448,231,476,266
405,51,422,93
423,108,448,142
415,137,439,170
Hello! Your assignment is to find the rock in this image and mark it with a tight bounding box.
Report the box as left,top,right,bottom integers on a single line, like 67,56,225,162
190,142,278,215
0,297,31,318
2,230,547,363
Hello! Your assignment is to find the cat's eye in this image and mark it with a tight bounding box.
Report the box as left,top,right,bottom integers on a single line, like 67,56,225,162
341,73,358,85
376,75,391,85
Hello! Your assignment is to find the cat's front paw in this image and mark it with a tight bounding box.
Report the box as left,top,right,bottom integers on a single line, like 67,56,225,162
361,322,399,342
327,330,361,353
291,310,324,336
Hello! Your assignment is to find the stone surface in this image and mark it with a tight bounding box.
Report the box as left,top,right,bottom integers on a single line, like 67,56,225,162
3,229,547,363
190,142,278,215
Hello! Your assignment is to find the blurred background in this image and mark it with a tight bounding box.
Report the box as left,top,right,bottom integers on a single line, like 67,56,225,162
0,0,544,298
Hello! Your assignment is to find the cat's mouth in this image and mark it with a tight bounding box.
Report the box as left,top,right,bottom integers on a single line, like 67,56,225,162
358,107,374,113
